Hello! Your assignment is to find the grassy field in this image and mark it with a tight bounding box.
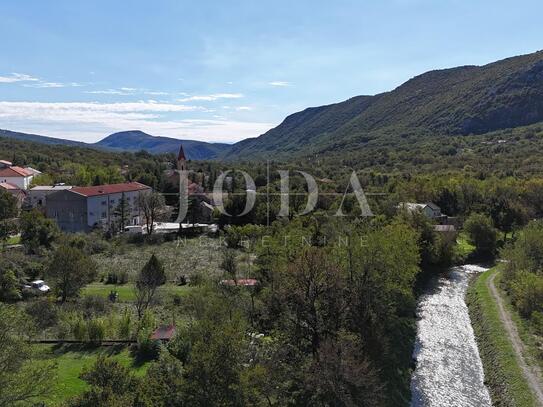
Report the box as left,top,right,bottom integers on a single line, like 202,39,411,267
6,235,21,245
455,232,476,259
41,344,149,405
82,282,192,302
93,237,225,282
467,267,536,407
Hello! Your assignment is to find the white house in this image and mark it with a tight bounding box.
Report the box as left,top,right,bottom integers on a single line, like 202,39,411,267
398,202,442,219
0,166,34,190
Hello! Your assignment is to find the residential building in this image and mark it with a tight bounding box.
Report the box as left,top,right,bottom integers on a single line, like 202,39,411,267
398,202,442,219
46,182,151,232
28,184,73,209
0,166,34,189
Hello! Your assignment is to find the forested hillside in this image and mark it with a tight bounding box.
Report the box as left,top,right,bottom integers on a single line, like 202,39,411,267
226,50,543,160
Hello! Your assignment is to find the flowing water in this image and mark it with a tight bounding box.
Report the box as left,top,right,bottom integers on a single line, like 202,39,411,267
410,264,492,407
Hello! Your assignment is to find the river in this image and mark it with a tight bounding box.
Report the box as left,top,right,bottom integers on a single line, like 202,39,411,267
410,264,492,407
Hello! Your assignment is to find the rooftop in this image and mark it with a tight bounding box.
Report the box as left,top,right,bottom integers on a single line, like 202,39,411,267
30,185,73,191
0,182,21,190
71,182,151,197
150,324,176,341
220,278,259,287
0,166,33,177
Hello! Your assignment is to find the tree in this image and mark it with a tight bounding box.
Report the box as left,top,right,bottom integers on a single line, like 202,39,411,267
0,304,56,406
134,254,166,319
0,190,18,220
20,210,59,254
221,248,238,282
113,192,130,233
67,356,139,407
138,192,165,235
0,269,21,301
0,219,17,247
464,213,497,256
46,245,97,302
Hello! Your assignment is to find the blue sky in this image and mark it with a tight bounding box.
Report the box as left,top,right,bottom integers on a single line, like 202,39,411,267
0,0,542,143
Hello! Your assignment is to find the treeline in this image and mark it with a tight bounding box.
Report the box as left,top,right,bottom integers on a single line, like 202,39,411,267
502,221,543,333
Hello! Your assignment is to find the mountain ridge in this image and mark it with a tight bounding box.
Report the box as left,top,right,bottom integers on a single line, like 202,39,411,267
0,129,231,160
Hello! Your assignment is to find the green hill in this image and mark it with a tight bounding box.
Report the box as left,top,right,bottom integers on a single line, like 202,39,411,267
225,50,543,160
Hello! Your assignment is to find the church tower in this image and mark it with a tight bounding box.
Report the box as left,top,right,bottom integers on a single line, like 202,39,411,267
177,144,187,171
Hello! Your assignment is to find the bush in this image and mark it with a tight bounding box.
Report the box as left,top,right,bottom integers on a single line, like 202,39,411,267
87,318,105,344
105,270,129,285
117,309,133,340
464,213,497,256
509,271,543,318
25,298,58,330
72,315,87,341
79,295,111,318
134,336,161,362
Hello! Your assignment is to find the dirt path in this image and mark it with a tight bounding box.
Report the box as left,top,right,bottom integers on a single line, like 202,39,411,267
487,271,543,406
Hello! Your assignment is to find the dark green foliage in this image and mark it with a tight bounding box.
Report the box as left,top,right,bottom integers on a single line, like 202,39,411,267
46,245,98,302
20,210,59,254
135,254,166,319
464,213,498,256
67,356,139,407
0,304,56,406
502,221,543,322
0,190,18,220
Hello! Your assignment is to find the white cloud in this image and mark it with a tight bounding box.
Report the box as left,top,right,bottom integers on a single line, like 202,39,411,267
235,106,253,111
269,81,291,87
86,88,169,96
24,81,83,88
177,93,243,102
0,100,273,143
144,91,169,96
0,73,39,83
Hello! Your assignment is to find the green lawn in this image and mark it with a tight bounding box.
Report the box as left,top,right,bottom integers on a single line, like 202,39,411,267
40,344,149,405
455,232,476,259
467,267,536,407
82,282,192,302
6,235,21,245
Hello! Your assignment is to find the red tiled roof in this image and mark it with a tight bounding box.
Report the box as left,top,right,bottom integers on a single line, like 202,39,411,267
0,182,21,190
0,166,33,177
150,324,176,340
220,278,259,287
71,182,151,197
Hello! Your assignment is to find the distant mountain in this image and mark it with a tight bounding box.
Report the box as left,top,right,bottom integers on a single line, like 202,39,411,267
225,50,543,160
0,129,88,148
0,129,231,160
96,131,231,160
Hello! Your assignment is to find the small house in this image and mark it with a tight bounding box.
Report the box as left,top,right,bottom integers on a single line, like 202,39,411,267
150,324,176,342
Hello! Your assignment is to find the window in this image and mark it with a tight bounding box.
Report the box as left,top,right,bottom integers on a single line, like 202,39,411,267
101,212,107,219
101,201,107,205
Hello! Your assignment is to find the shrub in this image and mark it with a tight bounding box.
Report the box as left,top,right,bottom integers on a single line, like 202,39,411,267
117,309,133,340
464,213,497,256
105,270,129,285
87,318,105,344
72,316,87,341
79,294,111,318
25,298,58,330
